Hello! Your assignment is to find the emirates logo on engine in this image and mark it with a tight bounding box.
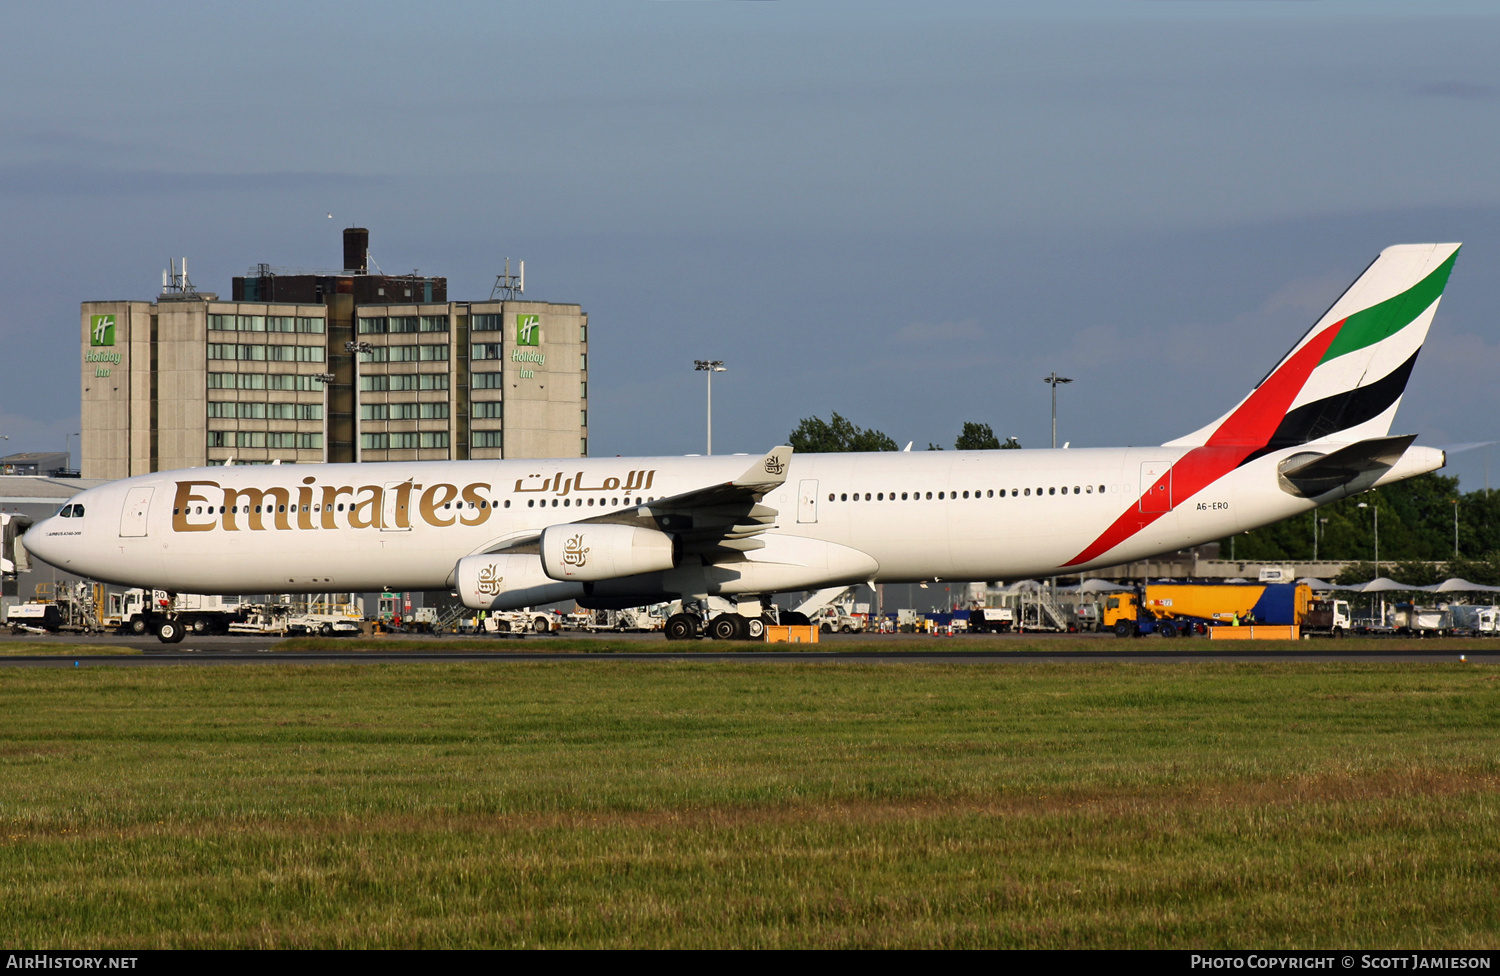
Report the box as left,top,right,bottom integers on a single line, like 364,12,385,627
475,563,503,596
561,534,590,568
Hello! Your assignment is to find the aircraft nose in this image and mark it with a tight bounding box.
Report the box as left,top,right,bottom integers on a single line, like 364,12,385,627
23,518,66,569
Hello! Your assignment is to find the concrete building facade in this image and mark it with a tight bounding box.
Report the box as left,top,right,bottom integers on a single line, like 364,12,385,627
80,231,588,479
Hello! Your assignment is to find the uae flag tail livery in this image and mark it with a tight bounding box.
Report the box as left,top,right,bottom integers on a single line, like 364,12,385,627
16,244,1460,626
1066,242,1460,568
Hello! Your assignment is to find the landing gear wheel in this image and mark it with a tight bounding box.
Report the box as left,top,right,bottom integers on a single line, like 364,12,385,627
665,613,700,641
709,614,747,641
746,617,766,641
130,617,148,636
156,619,185,644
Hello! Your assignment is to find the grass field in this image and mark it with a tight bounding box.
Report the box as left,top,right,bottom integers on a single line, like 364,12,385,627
0,641,140,657
1,660,1498,947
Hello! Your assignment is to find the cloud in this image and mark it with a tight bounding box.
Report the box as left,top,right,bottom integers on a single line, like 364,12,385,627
0,163,381,196
1414,81,1495,100
890,319,985,344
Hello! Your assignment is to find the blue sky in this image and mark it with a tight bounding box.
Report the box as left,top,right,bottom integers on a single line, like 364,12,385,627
4,2,1500,488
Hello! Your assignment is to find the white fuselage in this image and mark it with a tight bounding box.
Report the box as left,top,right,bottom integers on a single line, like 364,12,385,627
22,443,1442,596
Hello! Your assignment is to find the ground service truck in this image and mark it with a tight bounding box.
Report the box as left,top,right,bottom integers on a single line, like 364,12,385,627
1104,581,1350,638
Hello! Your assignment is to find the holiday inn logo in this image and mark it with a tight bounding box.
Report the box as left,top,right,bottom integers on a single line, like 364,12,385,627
516,314,540,346
90,315,116,347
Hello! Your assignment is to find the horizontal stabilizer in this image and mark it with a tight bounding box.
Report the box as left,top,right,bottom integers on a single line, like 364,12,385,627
1277,434,1417,497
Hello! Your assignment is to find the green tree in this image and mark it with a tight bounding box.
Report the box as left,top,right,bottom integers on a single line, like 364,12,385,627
1001,436,1022,449
788,412,898,453
1220,473,1471,563
955,422,1002,451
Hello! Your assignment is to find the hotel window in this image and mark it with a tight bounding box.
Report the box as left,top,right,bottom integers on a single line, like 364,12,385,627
473,401,503,418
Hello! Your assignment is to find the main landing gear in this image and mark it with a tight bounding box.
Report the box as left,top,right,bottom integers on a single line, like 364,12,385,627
664,601,777,642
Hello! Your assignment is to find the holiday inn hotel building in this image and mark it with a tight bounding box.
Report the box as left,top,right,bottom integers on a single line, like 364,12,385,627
80,231,588,480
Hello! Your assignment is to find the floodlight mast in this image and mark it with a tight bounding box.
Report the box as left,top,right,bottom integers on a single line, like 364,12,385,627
1043,372,1073,449
694,360,726,455
346,341,374,462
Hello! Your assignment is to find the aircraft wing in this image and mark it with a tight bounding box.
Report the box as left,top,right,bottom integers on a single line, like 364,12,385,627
484,446,792,559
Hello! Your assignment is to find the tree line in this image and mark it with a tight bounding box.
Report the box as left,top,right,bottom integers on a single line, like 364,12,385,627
788,413,1020,453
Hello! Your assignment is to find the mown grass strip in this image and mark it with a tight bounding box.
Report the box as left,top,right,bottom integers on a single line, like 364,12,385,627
0,661,1497,947
0,641,141,657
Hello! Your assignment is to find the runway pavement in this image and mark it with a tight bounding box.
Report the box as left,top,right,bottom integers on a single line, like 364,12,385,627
1,630,1495,666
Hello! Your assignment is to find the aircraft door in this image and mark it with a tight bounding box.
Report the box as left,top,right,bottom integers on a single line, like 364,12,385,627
1139,461,1173,513
797,480,819,524
382,481,412,531
119,487,154,537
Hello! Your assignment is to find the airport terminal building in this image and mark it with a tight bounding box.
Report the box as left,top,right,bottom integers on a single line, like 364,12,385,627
80,230,588,479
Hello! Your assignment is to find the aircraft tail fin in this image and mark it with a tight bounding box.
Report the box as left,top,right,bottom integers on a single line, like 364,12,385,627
1165,243,1460,453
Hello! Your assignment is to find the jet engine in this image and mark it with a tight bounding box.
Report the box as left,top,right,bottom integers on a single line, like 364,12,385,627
540,523,676,582
453,553,584,610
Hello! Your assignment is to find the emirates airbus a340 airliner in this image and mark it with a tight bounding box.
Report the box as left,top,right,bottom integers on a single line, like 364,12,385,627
21,244,1460,641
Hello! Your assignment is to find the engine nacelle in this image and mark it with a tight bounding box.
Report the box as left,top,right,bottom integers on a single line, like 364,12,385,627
540,523,675,582
454,553,584,610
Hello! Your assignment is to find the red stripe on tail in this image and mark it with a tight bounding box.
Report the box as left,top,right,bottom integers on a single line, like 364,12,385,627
1063,323,1341,567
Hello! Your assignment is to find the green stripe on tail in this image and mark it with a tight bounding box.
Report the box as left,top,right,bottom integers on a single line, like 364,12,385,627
1319,249,1459,364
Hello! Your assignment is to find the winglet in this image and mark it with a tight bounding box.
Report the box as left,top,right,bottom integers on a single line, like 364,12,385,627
735,445,793,488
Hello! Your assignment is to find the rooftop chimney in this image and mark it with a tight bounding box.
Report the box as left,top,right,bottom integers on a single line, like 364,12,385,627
343,227,369,274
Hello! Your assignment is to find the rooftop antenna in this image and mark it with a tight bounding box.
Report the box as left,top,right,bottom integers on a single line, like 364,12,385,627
160,257,198,299
491,258,525,300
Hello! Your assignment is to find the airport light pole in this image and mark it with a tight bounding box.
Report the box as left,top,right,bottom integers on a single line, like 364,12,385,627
1453,498,1460,559
64,431,80,473
345,341,373,462
1358,502,1379,578
312,372,336,463
694,360,726,455
1043,372,1072,449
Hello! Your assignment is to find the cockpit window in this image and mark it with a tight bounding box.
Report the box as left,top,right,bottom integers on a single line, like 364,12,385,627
71,504,84,517
57,505,71,517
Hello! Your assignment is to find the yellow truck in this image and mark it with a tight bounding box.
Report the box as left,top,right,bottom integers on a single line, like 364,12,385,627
1104,581,1350,638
